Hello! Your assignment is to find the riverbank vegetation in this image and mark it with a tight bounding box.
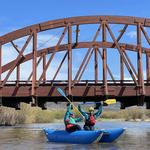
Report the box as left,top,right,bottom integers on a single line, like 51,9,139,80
0,103,150,126
0,103,65,126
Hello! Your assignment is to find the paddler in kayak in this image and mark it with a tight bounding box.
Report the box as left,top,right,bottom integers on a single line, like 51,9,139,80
64,103,82,133
78,103,102,130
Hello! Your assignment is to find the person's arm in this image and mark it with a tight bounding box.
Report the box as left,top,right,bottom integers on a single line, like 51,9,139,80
64,104,72,123
94,104,102,119
75,117,82,122
78,104,88,120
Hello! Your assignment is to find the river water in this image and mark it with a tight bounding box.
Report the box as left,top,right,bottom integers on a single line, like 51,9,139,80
0,121,150,150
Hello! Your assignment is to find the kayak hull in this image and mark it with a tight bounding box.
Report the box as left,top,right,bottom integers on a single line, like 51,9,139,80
99,128,125,143
43,128,125,144
44,129,102,144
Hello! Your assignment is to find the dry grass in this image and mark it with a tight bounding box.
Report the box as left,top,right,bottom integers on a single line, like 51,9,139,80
0,103,66,125
0,103,150,126
101,107,150,121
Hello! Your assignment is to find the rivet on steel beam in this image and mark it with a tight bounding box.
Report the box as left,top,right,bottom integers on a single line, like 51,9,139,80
93,44,99,49
64,20,67,25
137,45,142,52
121,45,125,52
102,41,107,48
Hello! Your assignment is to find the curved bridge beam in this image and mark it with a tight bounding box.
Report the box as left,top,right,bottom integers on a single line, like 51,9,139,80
2,41,150,73
1,16,150,45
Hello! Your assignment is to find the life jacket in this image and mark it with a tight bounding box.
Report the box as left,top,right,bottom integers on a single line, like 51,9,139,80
85,114,96,126
66,124,74,129
65,117,76,129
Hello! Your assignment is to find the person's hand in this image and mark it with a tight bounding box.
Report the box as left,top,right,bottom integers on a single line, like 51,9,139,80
103,102,108,106
78,104,81,109
94,102,102,109
66,103,70,107
66,103,73,109
71,105,73,110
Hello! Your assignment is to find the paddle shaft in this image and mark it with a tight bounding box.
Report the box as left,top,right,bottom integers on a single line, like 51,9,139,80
57,88,84,119
80,99,116,105
65,96,84,118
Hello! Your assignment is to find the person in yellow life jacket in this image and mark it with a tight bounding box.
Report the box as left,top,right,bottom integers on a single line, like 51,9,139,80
64,103,82,133
78,103,102,130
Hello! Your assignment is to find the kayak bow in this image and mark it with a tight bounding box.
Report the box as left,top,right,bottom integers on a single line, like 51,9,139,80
44,129,103,144
99,128,125,143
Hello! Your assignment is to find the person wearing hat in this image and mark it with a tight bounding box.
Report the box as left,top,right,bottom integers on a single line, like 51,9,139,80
78,103,102,130
64,103,82,132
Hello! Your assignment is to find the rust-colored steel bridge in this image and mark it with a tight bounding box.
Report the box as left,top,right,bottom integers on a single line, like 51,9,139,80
0,16,150,109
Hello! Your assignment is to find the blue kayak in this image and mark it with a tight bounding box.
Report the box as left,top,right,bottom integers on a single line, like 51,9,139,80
44,129,103,144
43,128,125,144
99,128,125,143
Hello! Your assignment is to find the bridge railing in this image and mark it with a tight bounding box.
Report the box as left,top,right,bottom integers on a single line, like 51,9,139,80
2,80,150,85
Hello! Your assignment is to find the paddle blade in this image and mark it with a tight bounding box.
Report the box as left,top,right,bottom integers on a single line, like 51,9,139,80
57,88,66,98
104,99,116,105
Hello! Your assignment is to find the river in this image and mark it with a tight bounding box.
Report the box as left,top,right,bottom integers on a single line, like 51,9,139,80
0,121,150,150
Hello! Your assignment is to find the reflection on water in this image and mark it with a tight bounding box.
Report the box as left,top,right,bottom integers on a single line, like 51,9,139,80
0,122,150,150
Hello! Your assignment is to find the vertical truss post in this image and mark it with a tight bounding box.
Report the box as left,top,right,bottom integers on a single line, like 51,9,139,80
146,53,150,83
32,30,37,104
120,46,124,84
94,47,98,84
102,21,108,96
16,65,20,86
75,25,79,45
43,52,46,83
68,23,72,96
0,44,1,105
137,22,145,105
140,25,150,84
0,44,1,85
137,23,142,87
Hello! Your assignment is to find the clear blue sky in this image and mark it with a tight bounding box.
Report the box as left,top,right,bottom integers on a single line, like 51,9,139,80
0,0,150,34
0,0,149,80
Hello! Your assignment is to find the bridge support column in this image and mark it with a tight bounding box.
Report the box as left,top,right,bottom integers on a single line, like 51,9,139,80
16,65,20,86
120,101,125,109
94,47,98,83
120,47,124,84
0,44,1,86
68,24,72,96
146,53,150,83
0,45,2,106
146,101,150,109
43,52,46,83
32,30,37,105
137,23,145,106
75,25,79,45
94,46,99,96
0,97,2,106
102,21,108,96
